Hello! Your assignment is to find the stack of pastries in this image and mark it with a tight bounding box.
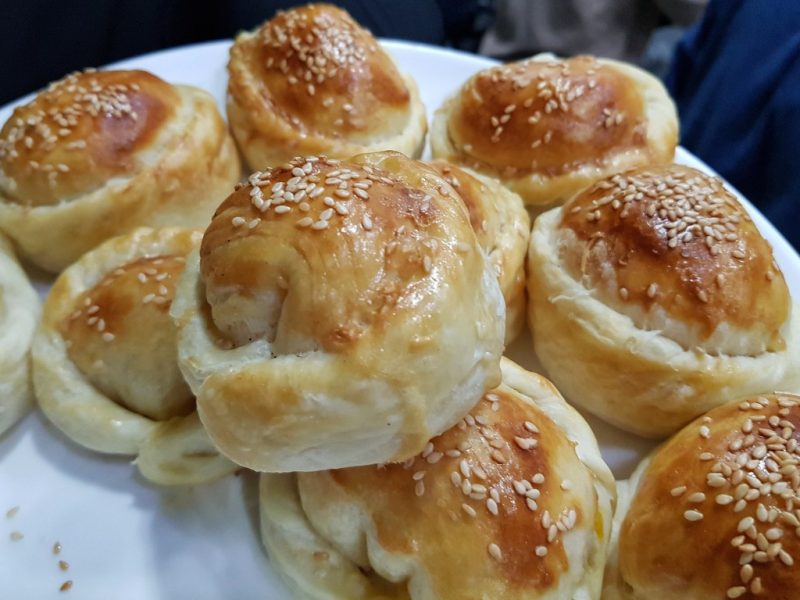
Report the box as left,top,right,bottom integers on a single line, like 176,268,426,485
0,3,798,599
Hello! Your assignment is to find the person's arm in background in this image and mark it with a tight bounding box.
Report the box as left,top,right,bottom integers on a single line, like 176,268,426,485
666,0,800,249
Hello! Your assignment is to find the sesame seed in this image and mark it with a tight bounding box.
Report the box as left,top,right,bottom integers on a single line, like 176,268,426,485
514,436,537,450
486,498,499,515
462,503,476,518
524,421,539,434
684,510,704,522
488,543,503,561
535,546,548,557
727,587,746,598
738,517,755,532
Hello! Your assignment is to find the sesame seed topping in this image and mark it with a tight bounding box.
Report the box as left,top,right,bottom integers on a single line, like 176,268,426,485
487,543,503,561
684,509,704,522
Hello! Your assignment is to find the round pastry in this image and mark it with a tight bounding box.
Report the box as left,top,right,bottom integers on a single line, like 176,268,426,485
32,227,236,485
428,160,530,343
430,53,677,215
227,3,427,170
260,358,615,600
527,164,800,438
0,68,241,272
0,234,40,436
605,393,800,600
171,151,505,473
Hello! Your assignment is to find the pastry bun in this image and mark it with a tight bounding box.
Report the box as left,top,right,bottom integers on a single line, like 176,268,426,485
527,164,800,437
428,160,529,342
227,3,427,170
260,358,615,600
0,234,40,436
431,54,677,214
0,68,240,272
172,151,505,473
32,227,236,485
605,393,800,600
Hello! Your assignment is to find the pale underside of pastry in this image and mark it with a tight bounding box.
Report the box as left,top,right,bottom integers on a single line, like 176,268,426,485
0,234,40,436
604,393,800,600
227,3,427,170
527,166,800,438
0,69,241,273
173,152,506,474
32,227,236,485
259,358,616,600
428,160,530,343
430,53,677,215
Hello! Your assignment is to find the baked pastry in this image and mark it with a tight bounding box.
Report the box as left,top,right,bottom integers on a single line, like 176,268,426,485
32,227,236,485
527,164,800,438
171,151,505,473
0,68,241,272
430,53,677,215
529,165,800,435
259,358,615,600
227,3,427,170
0,234,40,436
428,160,529,342
605,393,800,599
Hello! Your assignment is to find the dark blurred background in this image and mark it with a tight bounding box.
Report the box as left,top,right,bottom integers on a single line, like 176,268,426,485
0,0,701,106
3,0,800,249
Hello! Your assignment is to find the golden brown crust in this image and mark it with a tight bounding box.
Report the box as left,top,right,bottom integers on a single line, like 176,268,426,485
558,165,789,355
307,391,587,594
61,254,193,421
201,153,486,352
0,68,241,273
282,358,614,599
32,227,236,484
174,151,506,473
449,56,646,175
431,54,677,212
0,70,177,205
428,160,529,342
619,394,800,599
226,3,427,169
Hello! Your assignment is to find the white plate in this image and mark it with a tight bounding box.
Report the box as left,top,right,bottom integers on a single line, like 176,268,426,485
1,39,798,600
